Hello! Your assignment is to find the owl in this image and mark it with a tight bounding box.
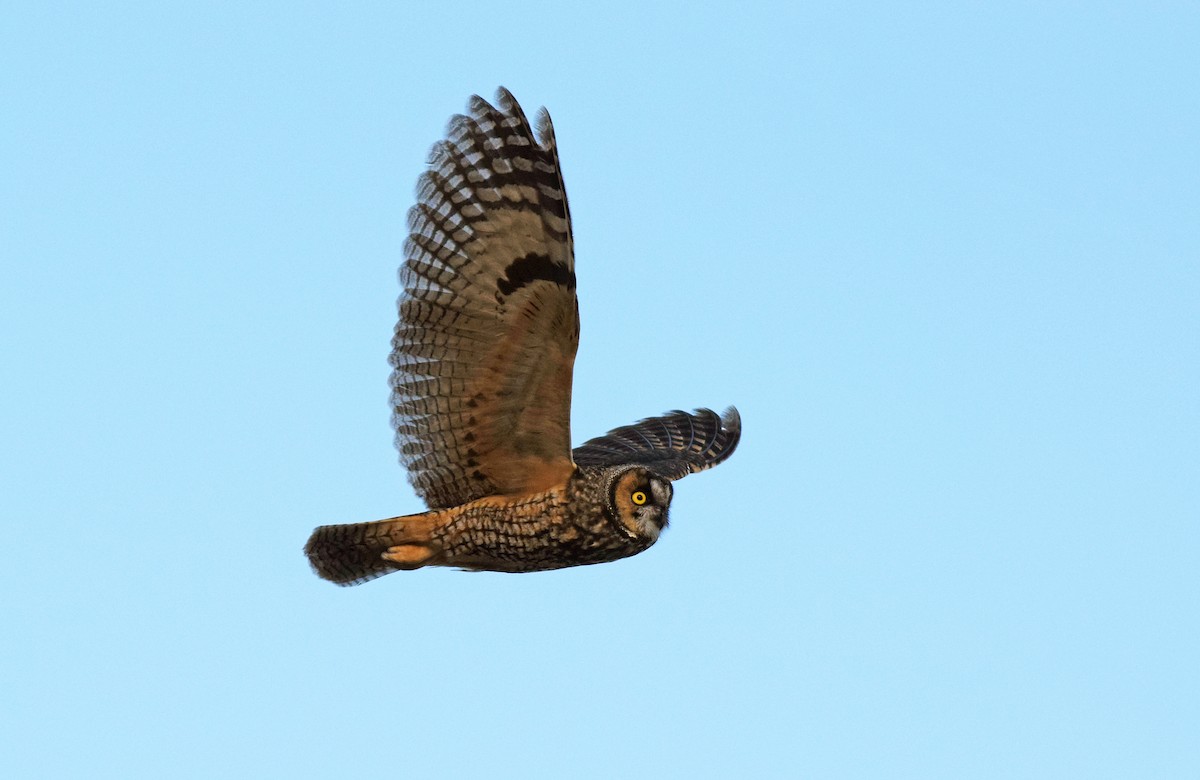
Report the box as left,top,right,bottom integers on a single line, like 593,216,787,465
305,88,741,585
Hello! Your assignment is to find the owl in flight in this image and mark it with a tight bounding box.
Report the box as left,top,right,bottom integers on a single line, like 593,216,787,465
305,88,741,585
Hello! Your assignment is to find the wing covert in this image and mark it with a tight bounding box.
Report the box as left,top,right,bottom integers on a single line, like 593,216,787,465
572,407,742,481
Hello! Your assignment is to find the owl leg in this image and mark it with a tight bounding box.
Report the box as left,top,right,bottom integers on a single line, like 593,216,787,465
382,544,436,570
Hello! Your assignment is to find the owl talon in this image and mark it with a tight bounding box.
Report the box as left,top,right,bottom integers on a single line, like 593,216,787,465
382,544,435,570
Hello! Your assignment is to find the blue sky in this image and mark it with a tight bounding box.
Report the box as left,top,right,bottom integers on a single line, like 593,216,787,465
2,2,1197,777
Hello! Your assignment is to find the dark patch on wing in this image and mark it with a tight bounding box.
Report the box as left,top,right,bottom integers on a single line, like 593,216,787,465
497,252,576,297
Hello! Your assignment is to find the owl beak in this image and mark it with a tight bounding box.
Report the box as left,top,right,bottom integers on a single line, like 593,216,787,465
650,477,673,507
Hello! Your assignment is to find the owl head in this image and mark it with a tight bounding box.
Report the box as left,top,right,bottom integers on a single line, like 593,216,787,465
607,466,673,542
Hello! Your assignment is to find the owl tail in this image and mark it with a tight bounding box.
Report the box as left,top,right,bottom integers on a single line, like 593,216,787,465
305,513,439,586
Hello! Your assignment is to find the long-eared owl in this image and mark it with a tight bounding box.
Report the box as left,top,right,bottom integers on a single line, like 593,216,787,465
305,88,741,585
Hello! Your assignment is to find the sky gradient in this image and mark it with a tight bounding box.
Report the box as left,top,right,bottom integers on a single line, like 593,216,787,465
3,2,1197,777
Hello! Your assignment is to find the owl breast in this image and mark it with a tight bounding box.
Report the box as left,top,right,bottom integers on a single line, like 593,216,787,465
429,469,653,572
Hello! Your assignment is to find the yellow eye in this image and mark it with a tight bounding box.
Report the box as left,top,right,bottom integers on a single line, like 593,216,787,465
631,490,648,506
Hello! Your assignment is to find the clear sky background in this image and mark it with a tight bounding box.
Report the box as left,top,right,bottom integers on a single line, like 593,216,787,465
2,2,1197,778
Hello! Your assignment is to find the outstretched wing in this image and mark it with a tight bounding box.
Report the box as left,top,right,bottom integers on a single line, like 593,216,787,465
391,88,578,509
572,407,742,481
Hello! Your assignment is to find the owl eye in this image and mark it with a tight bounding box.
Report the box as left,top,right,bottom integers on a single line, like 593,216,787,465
631,490,648,506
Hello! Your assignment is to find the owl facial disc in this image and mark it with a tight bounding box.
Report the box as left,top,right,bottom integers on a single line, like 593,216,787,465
609,467,672,542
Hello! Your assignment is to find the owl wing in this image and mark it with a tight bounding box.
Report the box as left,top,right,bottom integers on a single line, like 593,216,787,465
572,407,742,481
391,88,579,509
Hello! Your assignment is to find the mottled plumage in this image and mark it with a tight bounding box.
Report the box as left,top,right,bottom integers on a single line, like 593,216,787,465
305,89,740,585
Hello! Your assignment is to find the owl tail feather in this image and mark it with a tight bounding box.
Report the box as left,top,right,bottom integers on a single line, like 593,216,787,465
305,513,438,586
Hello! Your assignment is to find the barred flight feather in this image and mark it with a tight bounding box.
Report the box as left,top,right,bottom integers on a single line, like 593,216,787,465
572,408,742,481
390,88,578,510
